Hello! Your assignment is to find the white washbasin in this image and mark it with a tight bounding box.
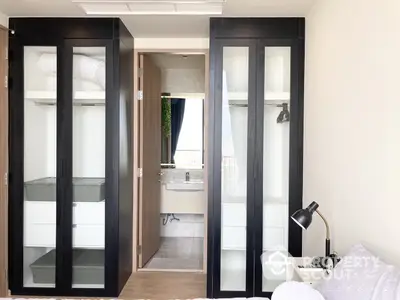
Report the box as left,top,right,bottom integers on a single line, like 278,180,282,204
166,181,204,191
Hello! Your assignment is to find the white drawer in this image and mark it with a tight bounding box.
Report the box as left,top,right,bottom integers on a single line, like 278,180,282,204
222,226,246,250
24,224,56,247
73,225,104,248
222,203,246,227
24,201,105,226
24,223,104,248
263,203,288,227
222,203,288,228
25,201,56,224
73,202,105,225
263,227,287,250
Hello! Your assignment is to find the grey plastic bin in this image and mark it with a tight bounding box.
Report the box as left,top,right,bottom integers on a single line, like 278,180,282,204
25,177,105,202
30,249,104,285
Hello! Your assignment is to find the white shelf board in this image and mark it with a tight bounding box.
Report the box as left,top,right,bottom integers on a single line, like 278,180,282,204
24,274,55,288
72,283,104,289
222,196,288,204
24,275,104,289
25,90,105,105
227,91,290,101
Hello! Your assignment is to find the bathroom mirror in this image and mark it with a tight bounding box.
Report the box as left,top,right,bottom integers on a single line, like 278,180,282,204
161,96,204,169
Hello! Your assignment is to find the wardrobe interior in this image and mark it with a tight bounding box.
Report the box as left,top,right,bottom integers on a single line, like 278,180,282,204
23,46,106,288
221,47,291,291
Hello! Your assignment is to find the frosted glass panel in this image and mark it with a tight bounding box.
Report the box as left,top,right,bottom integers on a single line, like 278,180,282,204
220,47,248,291
262,47,291,292
72,47,105,289
23,46,57,287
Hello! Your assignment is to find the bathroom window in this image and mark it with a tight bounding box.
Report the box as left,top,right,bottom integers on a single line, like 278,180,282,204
174,98,204,169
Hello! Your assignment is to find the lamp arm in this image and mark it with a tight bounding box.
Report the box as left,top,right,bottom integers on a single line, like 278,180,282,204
316,209,330,240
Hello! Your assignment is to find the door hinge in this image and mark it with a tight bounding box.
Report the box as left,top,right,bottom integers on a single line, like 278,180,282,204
138,67,143,77
5,47,8,60
4,173,7,186
137,90,143,101
4,75,7,88
138,168,143,178
137,245,142,255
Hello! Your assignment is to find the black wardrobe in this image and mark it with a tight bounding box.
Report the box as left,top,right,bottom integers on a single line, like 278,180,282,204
207,18,305,298
8,18,133,297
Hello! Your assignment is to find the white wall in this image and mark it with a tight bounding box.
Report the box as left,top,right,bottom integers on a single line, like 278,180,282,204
0,11,7,27
135,38,209,50
162,69,205,94
304,0,400,264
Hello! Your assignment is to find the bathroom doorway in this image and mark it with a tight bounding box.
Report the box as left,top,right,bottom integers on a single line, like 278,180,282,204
133,50,208,274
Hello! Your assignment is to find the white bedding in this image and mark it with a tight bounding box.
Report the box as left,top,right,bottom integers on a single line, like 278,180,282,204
271,281,325,300
272,244,400,300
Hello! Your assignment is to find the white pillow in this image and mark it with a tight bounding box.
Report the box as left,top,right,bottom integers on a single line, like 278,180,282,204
272,281,325,300
315,244,392,300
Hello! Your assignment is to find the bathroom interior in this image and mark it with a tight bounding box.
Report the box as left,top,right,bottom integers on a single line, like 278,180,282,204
139,53,206,271
23,46,107,288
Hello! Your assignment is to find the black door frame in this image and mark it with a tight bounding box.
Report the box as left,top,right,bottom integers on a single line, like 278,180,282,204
207,18,305,299
253,38,304,298
207,38,257,298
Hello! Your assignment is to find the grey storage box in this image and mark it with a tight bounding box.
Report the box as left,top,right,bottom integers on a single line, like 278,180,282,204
25,177,105,202
30,249,104,285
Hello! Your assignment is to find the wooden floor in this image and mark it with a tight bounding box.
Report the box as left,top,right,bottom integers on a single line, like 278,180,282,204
120,272,206,299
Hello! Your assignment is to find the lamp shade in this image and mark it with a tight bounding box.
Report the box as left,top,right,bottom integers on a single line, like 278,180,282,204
291,201,319,230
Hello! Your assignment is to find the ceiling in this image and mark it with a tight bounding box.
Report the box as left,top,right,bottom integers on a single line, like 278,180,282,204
0,0,316,37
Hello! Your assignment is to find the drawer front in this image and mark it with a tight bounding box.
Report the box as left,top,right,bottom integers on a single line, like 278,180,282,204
24,224,56,247
263,203,288,227
24,224,105,248
73,202,105,225
222,203,246,227
73,225,104,248
263,227,287,250
24,201,105,226
222,226,246,250
25,201,56,224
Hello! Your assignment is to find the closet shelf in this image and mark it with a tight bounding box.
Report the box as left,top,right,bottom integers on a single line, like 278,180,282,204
25,91,105,106
227,91,290,102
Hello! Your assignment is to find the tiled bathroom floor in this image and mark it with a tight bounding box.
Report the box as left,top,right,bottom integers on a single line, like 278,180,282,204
144,237,203,270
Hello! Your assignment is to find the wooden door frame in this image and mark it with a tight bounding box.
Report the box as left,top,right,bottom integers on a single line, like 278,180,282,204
132,49,209,273
0,24,8,297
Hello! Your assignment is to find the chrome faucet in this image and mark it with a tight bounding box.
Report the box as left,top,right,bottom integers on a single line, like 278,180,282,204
185,172,190,182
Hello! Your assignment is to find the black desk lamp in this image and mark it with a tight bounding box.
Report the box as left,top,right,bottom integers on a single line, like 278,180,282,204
291,201,331,257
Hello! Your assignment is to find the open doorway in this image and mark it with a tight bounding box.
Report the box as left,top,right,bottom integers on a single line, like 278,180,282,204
134,51,207,273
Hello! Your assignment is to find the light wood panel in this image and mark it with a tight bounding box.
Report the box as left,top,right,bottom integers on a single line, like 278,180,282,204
0,26,8,297
120,272,206,299
138,54,162,267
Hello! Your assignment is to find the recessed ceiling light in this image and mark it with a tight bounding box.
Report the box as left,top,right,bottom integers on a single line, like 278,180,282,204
72,0,225,15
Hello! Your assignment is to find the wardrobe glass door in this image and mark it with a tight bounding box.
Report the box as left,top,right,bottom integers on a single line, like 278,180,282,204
72,47,106,288
260,46,292,292
23,46,57,288
220,46,249,292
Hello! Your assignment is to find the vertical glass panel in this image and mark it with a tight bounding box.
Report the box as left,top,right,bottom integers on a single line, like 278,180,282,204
220,47,249,291
262,47,291,292
23,46,57,287
72,47,106,288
